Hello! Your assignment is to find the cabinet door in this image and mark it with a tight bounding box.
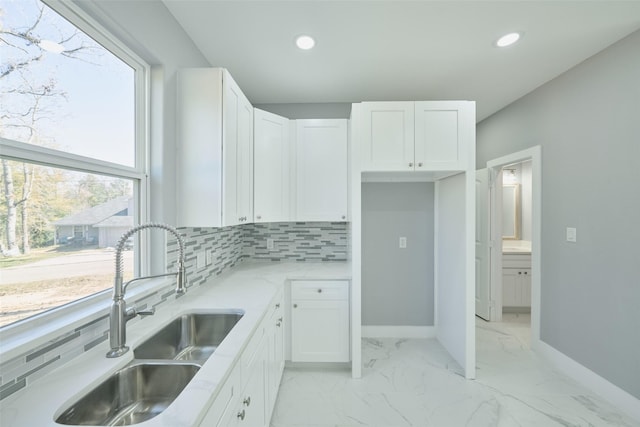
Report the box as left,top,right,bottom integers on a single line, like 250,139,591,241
254,108,290,223
503,269,532,308
176,68,224,227
291,299,350,362
224,336,267,427
360,102,414,171
265,299,284,421
502,269,519,307
295,119,348,221
222,70,253,226
414,101,472,171
520,269,532,307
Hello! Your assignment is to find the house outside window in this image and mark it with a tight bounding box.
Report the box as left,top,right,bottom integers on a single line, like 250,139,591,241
0,0,148,327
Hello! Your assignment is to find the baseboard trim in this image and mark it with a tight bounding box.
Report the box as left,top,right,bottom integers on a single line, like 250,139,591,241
362,326,436,338
536,340,640,421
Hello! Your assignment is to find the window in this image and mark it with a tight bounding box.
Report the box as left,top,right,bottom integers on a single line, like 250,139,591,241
0,0,148,327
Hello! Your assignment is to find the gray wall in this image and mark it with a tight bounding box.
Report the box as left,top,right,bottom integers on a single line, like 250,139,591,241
477,30,640,399
362,182,435,326
254,103,352,119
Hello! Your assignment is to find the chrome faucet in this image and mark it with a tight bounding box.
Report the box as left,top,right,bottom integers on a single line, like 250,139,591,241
106,223,187,358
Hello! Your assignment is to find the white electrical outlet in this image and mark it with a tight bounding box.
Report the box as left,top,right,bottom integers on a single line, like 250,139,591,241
196,251,206,269
205,249,212,265
267,238,275,250
399,237,407,249
566,227,577,243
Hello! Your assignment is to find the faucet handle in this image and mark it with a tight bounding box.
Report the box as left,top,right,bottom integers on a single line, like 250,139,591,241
136,307,156,317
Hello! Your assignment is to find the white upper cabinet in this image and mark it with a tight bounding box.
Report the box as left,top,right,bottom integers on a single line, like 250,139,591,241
176,68,253,227
360,102,414,171
415,101,473,171
223,73,254,226
254,108,290,223
360,101,473,172
294,119,348,222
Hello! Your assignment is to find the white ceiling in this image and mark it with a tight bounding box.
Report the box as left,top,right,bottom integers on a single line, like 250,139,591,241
162,1,640,121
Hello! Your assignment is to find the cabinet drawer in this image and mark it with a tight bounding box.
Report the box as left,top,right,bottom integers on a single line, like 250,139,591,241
291,280,349,300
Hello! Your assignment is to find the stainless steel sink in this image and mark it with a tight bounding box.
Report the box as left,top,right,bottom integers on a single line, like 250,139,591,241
133,311,243,363
56,362,199,426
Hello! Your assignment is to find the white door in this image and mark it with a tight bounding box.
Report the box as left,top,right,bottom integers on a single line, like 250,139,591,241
475,168,491,320
295,119,348,221
489,168,504,322
254,108,290,223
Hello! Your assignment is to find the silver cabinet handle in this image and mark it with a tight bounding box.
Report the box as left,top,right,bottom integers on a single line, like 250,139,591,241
237,409,245,420
275,303,280,309
243,396,251,406
276,321,281,327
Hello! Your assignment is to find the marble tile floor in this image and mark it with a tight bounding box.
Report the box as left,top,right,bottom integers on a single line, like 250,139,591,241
270,316,639,427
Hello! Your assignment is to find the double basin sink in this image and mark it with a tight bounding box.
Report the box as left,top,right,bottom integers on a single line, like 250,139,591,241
56,311,243,426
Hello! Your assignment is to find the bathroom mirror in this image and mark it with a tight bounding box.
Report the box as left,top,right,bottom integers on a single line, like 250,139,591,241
502,184,520,240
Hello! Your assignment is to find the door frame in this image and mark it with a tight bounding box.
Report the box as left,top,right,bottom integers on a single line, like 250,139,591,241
486,146,541,347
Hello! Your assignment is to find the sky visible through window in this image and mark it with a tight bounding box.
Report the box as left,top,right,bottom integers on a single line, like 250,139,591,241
0,0,135,167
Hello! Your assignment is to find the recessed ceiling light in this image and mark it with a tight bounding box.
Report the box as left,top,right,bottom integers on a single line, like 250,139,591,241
295,35,315,50
495,32,521,48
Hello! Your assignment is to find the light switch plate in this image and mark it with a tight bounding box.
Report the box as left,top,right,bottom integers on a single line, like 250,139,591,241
566,227,577,243
267,238,274,250
205,249,212,265
399,237,407,249
196,251,206,269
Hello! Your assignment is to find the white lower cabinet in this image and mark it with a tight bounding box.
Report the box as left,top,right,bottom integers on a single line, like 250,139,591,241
222,340,266,427
502,254,532,309
198,291,285,427
265,292,285,420
290,280,350,363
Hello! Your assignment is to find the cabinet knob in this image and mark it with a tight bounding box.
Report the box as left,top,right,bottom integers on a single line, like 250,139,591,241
518,272,522,275
409,162,413,168
276,321,281,327
418,162,423,167
341,215,346,220
237,409,246,420
293,304,298,308
256,215,262,220
317,288,322,293
524,271,528,275
275,303,280,309
243,396,251,406
277,317,283,322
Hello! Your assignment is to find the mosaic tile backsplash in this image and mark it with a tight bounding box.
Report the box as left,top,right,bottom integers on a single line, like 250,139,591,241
0,222,347,401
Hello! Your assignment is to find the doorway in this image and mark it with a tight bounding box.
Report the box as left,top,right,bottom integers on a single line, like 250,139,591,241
476,146,541,348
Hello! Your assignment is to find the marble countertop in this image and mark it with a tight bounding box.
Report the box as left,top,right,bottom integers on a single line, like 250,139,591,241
502,240,531,254
0,261,350,427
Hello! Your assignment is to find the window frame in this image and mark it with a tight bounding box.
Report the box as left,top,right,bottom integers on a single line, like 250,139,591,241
0,0,152,349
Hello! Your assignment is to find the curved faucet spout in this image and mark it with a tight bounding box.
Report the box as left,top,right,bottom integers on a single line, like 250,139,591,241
107,223,187,358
